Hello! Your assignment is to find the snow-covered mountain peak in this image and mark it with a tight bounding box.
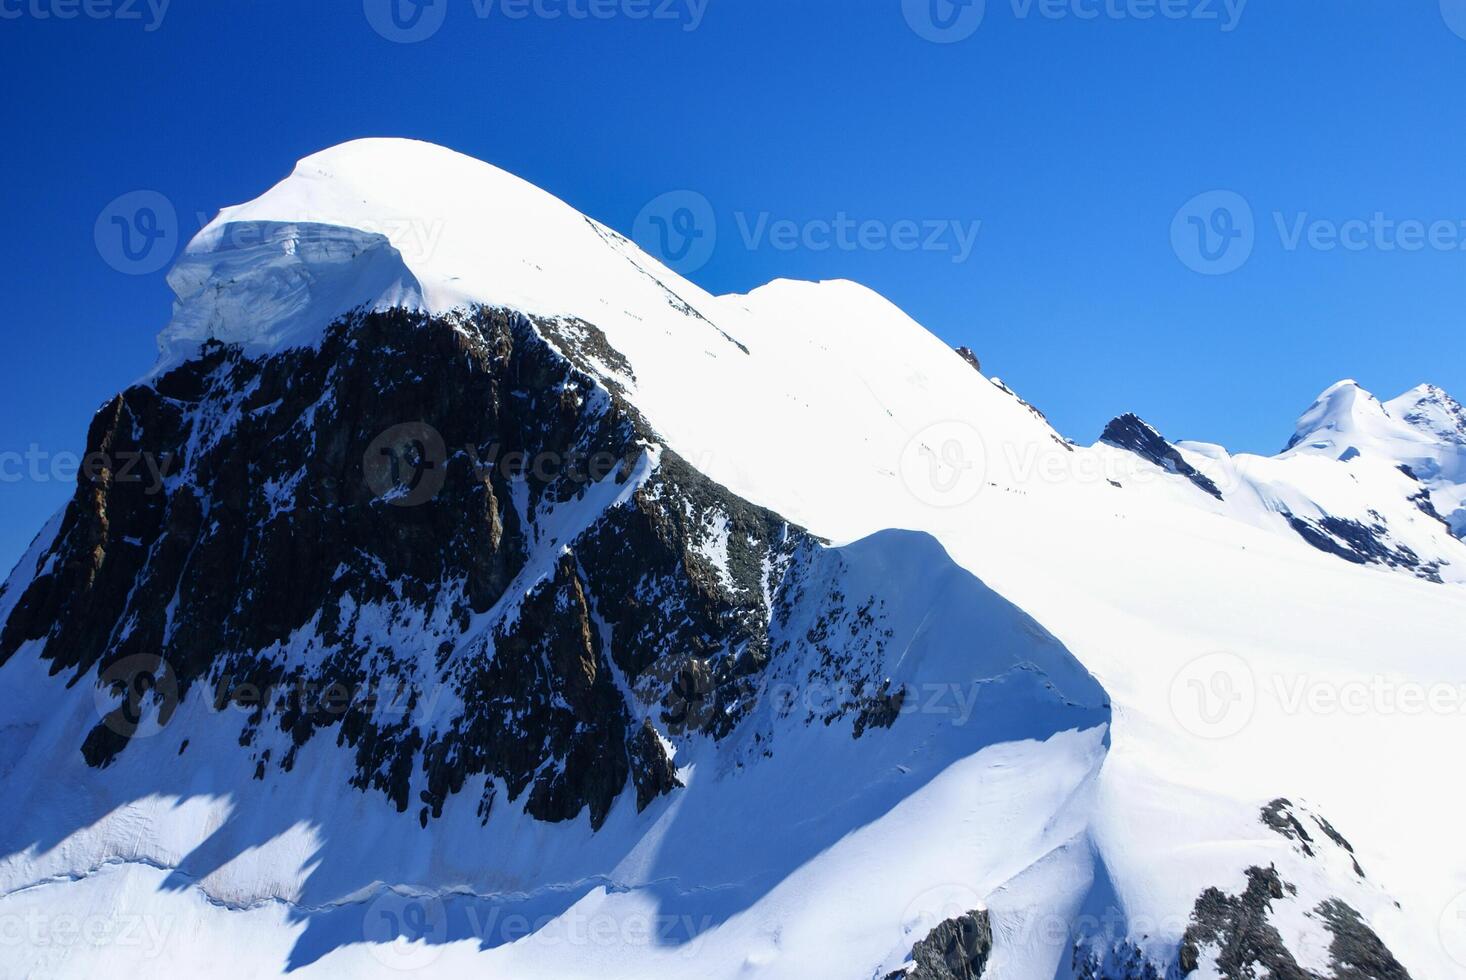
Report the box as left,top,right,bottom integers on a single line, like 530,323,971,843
1385,382,1466,445
735,276,917,323
1283,379,1392,456
1276,378,1466,542
1287,379,1466,458
156,137,728,369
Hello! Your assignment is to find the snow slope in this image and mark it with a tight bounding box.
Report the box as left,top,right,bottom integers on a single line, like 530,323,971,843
0,528,1110,979
4,138,1466,978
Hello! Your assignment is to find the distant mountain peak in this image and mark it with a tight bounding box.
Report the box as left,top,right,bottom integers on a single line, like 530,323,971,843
1386,382,1466,444
1284,379,1389,453
1278,379,1466,542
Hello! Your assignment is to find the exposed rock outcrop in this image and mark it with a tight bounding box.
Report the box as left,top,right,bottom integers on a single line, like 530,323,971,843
1282,514,1443,584
888,910,993,980
1100,414,1224,500
1177,866,1410,980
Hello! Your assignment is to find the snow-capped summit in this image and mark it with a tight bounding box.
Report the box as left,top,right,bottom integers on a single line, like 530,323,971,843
1280,379,1466,539
1283,379,1391,456
1386,383,1466,446
1287,379,1464,461
160,137,736,369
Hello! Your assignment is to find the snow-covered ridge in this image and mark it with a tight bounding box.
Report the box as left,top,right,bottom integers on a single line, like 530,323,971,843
157,140,1085,552
164,139,1466,559
157,137,738,368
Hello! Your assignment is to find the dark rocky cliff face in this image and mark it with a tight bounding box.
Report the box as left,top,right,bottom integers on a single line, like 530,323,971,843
1176,865,1411,980
0,307,892,830
955,346,982,373
1281,513,1444,584
1100,414,1223,501
887,910,993,979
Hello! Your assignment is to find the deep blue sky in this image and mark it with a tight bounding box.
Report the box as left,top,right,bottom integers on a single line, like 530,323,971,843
3,1,1466,571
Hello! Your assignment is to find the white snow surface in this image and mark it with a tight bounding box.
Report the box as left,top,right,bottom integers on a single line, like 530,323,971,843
5,139,1466,978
